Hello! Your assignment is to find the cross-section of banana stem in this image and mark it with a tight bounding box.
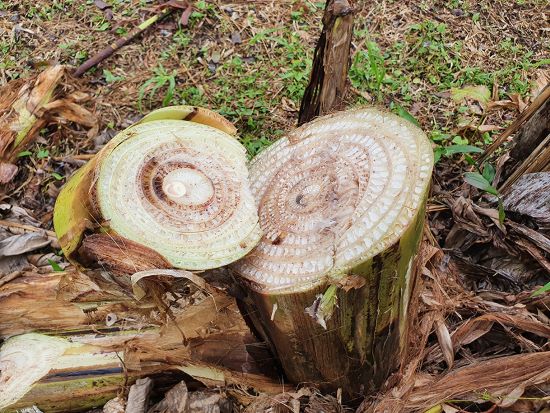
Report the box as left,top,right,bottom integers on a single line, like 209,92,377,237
232,108,433,398
53,106,261,277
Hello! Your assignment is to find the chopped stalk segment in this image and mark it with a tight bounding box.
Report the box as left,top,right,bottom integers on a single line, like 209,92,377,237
0,271,282,412
53,107,261,272
233,108,433,397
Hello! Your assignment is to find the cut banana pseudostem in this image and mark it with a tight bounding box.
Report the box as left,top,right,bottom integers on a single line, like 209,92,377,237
54,106,261,273
232,107,434,396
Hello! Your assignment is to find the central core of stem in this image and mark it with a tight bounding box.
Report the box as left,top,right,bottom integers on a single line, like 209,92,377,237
296,183,322,206
162,168,214,205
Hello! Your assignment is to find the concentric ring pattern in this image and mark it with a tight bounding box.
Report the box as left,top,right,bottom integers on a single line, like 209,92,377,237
234,108,433,292
96,120,261,270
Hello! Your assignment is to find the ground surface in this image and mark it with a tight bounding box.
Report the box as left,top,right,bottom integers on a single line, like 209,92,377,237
1,0,548,218
1,0,548,164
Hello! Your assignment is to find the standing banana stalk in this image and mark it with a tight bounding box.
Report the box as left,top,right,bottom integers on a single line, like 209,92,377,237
233,108,433,398
54,106,261,274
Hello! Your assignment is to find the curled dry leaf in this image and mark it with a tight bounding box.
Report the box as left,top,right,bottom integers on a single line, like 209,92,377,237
0,232,50,257
450,85,491,108
0,203,42,226
434,316,454,369
530,69,550,99
126,377,153,413
131,269,208,301
509,93,528,112
42,98,99,138
487,100,519,111
0,65,98,183
147,381,188,413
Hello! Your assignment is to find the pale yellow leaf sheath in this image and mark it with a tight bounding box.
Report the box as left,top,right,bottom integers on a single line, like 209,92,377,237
53,106,261,272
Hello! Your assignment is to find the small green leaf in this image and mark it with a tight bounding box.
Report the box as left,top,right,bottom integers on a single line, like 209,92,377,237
532,282,550,297
394,103,420,127
97,21,110,31
498,198,505,224
464,172,498,196
444,145,484,156
451,135,468,145
48,259,63,272
482,163,496,184
482,132,493,144
430,130,451,142
464,154,476,165
434,147,444,163
51,172,64,181
75,50,88,61
17,150,32,157
450,85,491,107
36,149,49,159
103,69,124,83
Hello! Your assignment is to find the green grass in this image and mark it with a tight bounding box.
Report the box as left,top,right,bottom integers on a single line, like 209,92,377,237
138,14,313,156
138,64,177,112
348,16,547,161
9,0,543,159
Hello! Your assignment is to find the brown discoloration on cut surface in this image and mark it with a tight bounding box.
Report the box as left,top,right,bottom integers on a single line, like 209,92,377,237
85,169,104,222
78,233,171,276
185,107,238,136
183,106,200,121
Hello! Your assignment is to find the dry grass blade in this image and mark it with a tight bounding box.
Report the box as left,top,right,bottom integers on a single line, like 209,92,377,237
434,316,454,369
